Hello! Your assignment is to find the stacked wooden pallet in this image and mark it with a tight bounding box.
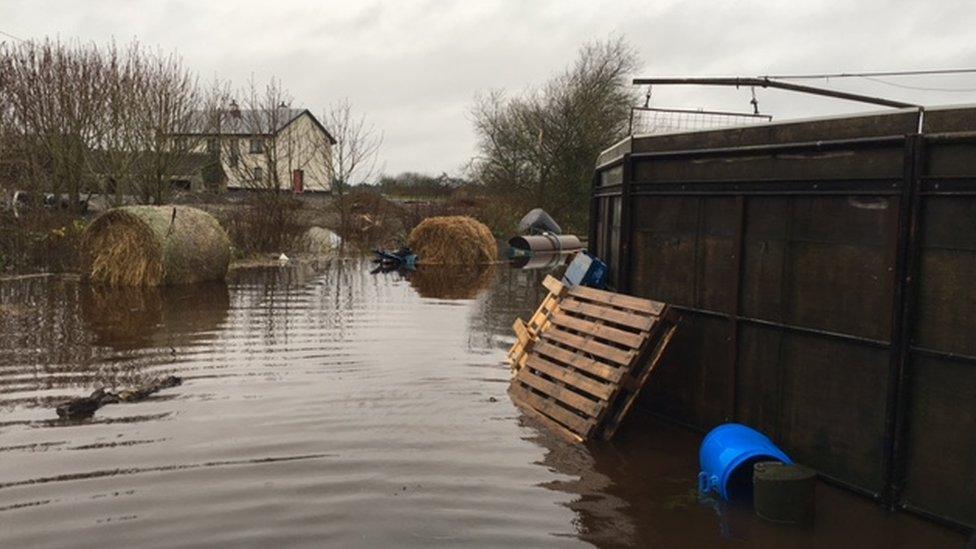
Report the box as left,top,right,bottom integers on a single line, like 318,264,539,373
507,275,678,443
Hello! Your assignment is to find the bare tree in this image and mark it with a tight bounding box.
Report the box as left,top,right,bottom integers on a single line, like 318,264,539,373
1,39,111,212
471,37,639,232
319,98,382,241
0,38,209,208
95,41,144,205
0,67,14,190
127,46,206,204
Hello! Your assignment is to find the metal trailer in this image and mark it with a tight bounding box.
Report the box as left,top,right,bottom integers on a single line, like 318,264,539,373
589,104,976,530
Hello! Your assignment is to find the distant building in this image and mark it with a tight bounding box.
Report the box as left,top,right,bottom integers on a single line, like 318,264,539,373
178,102,336,194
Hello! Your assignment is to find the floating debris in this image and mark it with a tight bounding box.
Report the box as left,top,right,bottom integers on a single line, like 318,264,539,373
55,376,183,419
373,246,418,271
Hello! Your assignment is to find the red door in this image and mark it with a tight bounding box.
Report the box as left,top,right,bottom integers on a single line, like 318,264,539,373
292,169,304,194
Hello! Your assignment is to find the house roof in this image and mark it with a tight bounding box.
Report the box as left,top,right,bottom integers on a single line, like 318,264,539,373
181,108,337,144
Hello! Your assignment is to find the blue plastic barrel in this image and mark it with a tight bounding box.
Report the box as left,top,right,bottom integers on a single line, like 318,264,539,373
698,423,792,500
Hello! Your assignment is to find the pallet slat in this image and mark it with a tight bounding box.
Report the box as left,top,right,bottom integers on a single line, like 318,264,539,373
568,284,665,315
508,386,585,444
518,370,603,417
524,354,615,400
550,312,646,349
559,298,655,331
542,275,565,296
509,382,594,436
545,327,635,366
533,341,624,383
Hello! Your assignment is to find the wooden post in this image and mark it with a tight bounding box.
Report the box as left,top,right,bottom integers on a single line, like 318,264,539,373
618,153,633,293
754,462,817,525
588,171,600,255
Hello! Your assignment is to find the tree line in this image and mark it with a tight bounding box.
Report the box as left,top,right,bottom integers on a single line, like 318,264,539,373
0,39,211,209
469,37,639,234
0,38,380,220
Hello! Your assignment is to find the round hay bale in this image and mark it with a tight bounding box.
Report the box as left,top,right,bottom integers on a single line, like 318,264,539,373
407,216,497,265
81,206,231,286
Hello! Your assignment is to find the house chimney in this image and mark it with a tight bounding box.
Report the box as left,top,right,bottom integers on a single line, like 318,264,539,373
228,99,241,118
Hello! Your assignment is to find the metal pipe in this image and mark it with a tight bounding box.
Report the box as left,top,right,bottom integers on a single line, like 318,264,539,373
632,77,919,109
629,135,907,161
667,304,894,349
764,68,976,80
508,234,583,253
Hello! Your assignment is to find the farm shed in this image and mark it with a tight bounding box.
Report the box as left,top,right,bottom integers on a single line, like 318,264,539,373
590,105,976,529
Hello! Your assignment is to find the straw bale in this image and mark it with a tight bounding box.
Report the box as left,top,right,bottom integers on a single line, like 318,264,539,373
80,206,231,286
407,216,497,265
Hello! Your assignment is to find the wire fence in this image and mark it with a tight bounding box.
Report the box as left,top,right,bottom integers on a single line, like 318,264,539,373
630,107,772,135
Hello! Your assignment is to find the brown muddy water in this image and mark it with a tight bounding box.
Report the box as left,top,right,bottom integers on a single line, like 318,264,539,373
0,259,966,548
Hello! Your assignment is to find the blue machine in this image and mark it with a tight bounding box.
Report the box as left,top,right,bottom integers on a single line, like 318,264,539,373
562,251,608,289
698,423,793,500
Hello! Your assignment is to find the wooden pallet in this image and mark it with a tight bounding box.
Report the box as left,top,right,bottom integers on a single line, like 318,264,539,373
507,275,678,443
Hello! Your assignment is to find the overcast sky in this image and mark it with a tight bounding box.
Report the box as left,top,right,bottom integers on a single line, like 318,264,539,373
3,0,976,177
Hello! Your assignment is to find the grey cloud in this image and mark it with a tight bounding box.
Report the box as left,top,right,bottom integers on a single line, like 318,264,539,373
3,0,976,176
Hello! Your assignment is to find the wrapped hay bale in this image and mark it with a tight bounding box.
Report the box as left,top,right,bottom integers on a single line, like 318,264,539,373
407,216,497,265
300,226,341,255
81,205,231,286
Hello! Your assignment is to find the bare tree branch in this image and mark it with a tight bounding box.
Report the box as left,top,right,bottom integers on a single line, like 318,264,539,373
318,99,382,241
470,37,638,232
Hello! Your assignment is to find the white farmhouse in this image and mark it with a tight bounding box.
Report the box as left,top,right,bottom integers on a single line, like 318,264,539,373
180,102,336,193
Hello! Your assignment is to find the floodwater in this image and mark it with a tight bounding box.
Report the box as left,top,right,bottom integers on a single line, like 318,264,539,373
0,259,966,548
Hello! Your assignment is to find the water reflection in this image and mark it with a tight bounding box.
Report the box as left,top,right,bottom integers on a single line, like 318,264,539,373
408,264,496,300
528,430,639,547
80,283,229,350
510,251,574,270
465,265,552,353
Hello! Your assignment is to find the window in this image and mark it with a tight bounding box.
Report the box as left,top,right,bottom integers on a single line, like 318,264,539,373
249,138,264,154
206,138,218,154
229,139,239,167
253,167,264,182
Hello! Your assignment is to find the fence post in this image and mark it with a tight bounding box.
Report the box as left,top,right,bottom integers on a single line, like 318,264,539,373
883,130,924,507
588,171,599,255
727,195,746,422
618,153,634,293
